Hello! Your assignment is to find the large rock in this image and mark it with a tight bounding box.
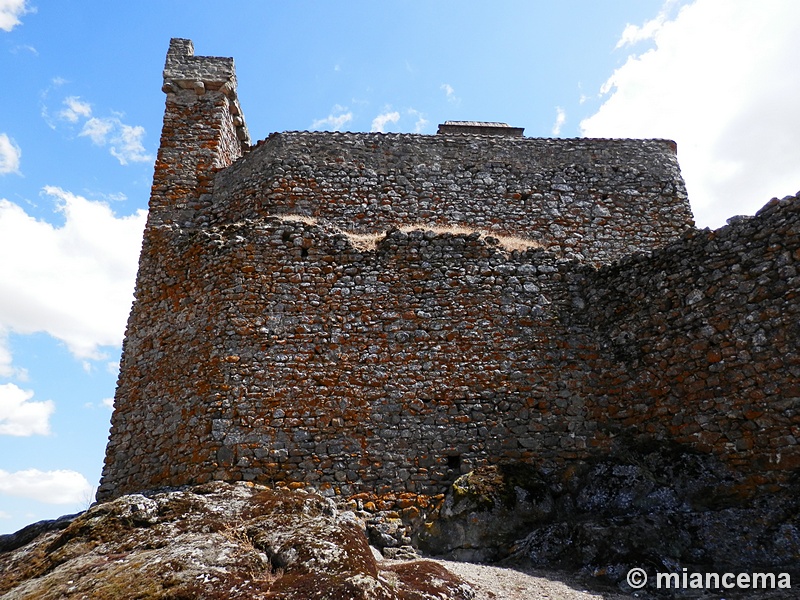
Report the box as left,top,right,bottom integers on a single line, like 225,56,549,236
0,482,474,600
415,463,554,562
416,442,800,589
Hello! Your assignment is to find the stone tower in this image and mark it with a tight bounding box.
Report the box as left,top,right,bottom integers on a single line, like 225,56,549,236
153,38,250,224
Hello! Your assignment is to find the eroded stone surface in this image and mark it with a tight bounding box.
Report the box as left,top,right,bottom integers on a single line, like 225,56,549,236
0,482,474,600
414,445,800,588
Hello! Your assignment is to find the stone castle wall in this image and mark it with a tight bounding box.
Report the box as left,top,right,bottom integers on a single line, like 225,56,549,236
207,131,691,265
578,196,800,478
97,40,799,503
99,217,596,499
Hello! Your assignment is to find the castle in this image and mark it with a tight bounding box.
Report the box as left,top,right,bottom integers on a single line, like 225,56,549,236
97,39,799,511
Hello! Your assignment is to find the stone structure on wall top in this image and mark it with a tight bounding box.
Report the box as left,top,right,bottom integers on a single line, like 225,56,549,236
97,38,799,514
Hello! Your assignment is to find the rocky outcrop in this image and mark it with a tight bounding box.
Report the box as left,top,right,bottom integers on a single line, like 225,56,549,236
415,443,800,588
0,482,474,600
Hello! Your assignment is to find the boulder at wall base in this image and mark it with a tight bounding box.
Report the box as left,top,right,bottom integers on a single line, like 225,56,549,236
414,463,554,562
415,441,800,587
0,481,474,600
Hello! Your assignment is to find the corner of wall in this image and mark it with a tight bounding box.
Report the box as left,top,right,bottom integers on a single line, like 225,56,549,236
96,39,253,501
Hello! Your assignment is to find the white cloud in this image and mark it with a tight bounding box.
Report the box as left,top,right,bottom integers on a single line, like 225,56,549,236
407,109,429,134
59,96,92,123
0,468,92,504
0,133,21,175
581,0,800,228
0,332,13,378
80,116,114,144
83,397,114,410
0,187,147,364
10,43,36,55
102,192,128,203
441,83,459,105
552,107,566,136
0,383,54,436
616,0,680,48
82,118,151,165
311,105,353,132
54,96,153,165
371,111,400,133
110,124,150,165
0,0,31,32
0,330,27,380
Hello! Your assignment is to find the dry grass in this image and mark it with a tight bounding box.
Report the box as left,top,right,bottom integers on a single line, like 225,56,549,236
273,214,383,251
398,223,541,252
398,224,476,237
342,232,387,252
274,214,319,226
219,521,258,552
271,214,541,253
492,233,541,252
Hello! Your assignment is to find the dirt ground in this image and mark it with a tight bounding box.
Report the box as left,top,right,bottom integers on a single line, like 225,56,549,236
414,559,796,600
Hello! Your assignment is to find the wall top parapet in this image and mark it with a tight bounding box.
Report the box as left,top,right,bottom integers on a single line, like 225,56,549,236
163,37,236,90
253,129,677,151
161,38,250,148
437,121,525,137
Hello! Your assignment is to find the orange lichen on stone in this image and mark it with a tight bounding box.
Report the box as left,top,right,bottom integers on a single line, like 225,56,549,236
97,39,799,519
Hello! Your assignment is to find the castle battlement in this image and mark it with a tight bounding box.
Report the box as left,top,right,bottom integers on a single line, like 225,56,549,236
97,40,799,511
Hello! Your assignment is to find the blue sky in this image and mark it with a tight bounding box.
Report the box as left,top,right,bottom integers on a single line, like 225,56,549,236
1,0,798,534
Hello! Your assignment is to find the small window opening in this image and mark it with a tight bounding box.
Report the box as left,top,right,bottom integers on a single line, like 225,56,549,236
447,455,461,470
